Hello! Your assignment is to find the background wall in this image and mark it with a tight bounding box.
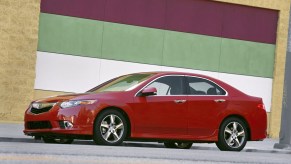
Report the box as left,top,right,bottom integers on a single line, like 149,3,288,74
0,0,290,139
37,0,277,111
0,0,40,121
36,0,284,138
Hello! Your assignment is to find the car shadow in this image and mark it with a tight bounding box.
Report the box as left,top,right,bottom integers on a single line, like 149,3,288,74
0,137,217,151
2,137,289,155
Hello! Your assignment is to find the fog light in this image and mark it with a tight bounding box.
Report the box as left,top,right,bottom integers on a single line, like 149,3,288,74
59,121,73,129
64,121,73,129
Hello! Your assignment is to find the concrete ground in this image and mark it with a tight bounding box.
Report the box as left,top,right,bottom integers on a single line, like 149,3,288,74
1,122,291,164
0,122,290,154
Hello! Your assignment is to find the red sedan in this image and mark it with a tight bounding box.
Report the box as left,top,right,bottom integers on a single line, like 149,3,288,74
24,72,267,151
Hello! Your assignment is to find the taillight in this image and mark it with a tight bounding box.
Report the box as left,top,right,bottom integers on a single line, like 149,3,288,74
257,103,265,110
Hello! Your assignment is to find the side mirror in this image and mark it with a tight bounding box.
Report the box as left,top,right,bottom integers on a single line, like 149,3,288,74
140,87,157,96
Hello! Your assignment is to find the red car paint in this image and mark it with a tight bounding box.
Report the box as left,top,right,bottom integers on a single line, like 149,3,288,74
24,72,267,142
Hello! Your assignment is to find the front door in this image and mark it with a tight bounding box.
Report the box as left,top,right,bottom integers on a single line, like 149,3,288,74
132,76,188,138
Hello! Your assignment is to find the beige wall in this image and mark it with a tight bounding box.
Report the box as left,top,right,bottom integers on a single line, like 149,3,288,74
0,0,290,139
0,0,40,121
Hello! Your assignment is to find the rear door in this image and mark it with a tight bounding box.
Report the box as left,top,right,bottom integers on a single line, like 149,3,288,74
186,76,228,138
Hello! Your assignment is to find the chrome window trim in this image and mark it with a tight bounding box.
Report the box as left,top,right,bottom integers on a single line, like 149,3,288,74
134,74,228,97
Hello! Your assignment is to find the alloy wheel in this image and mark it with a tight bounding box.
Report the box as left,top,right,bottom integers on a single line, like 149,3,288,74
216,117,248,151
100,114,124,143
224,122,246,148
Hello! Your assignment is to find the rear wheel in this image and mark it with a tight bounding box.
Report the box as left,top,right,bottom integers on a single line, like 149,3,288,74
164,142,193,149
93,109,127,146
42,137,74,144
216,117,248,151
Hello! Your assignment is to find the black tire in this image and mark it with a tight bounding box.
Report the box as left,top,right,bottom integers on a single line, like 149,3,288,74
164,142,193,149
93,109,127,146
216,117,248,151
42,137,74,144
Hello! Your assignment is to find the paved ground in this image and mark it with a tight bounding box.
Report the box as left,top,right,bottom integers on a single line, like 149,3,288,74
0,123,291,163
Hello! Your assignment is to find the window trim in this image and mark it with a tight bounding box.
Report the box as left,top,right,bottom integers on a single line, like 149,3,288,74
135,74,228,97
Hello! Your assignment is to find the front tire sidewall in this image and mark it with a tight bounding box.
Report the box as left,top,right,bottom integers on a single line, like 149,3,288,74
217,117,248,151
93,109,127,146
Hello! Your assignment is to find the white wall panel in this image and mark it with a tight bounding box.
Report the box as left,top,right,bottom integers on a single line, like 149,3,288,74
35,52,101,93
35,52,272,111
218,73,272,112
99,59,163,83
161,66,219,79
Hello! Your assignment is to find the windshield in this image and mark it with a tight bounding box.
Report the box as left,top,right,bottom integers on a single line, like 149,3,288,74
88,73,154,93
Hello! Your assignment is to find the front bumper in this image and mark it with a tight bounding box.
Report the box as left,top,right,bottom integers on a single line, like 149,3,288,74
24,104,97,137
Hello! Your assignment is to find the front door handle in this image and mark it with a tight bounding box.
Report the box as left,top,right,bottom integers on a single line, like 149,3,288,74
174,100,187,104
214,99,226,103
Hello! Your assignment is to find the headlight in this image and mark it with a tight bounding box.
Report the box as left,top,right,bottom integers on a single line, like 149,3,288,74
60,100,97,109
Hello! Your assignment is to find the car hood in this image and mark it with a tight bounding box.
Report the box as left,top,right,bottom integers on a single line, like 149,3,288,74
33,91,127,103
34,93,96,103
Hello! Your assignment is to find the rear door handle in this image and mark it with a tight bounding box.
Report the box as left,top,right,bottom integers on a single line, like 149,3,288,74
174,100,187,104
214,99,226,103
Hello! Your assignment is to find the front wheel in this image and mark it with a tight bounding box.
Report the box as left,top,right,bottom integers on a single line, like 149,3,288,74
93,109,127,146
164,142,193,149
216,117,248,151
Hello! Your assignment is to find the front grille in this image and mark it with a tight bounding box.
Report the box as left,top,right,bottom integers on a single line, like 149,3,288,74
26,121,52,129
30,106,52,114
30,102,55,114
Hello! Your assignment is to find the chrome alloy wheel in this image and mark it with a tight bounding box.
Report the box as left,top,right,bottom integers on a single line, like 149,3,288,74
224,121,246,148
100,114,124,143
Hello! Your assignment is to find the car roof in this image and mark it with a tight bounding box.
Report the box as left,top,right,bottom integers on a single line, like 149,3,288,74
130,71,214,79
129,71,246,97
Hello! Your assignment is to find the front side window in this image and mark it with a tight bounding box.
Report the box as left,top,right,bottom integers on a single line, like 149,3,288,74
186,77,226,95
145,76,185,96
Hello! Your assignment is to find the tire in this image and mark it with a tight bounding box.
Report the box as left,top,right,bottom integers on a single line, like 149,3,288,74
42,137,74,144
164,142,193,149
216,117,248,151
93,109,127,146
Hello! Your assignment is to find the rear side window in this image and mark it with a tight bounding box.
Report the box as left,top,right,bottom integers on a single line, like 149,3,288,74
186,77,226,95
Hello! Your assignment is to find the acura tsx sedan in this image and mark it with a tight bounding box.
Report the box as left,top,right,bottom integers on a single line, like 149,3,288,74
24,72,267,151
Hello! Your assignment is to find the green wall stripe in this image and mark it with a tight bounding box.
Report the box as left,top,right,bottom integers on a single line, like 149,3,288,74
220,39,275,78
163,31,222,72
102,22,165,65
38,13,103,58
38,13,275,78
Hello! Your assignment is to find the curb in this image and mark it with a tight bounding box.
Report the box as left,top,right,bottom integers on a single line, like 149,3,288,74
1,137,290,154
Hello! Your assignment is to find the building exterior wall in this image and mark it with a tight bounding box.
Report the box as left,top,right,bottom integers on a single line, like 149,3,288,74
215,0,291,138
0,0,290,139
36,1,278,111
0,0,40,121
